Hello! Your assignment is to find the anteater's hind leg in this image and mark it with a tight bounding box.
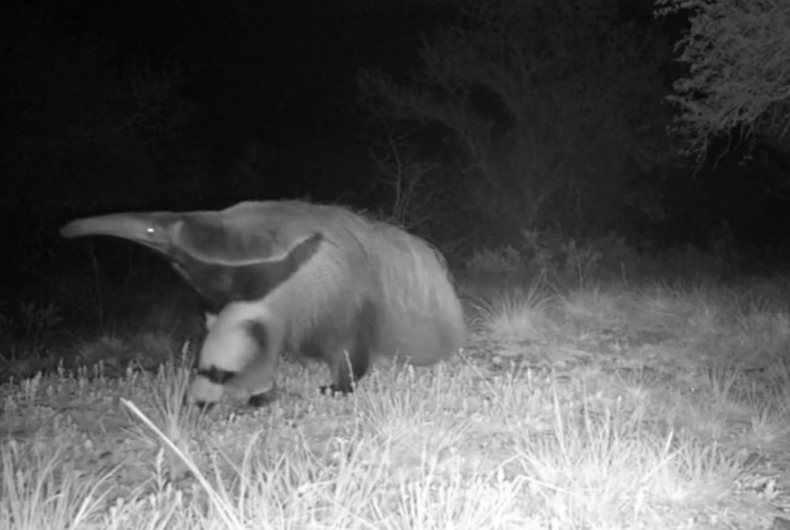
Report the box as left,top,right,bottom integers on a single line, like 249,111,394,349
323,345,370,395
319,301,376,395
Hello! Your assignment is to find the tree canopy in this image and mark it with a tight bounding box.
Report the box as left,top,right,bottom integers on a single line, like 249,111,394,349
657,0,790,160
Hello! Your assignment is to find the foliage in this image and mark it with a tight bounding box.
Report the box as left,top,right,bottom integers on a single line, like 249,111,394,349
0,302,62,348
464,246,525,275
465,230,613,286
657,0,790,160
0,301,65,379
520,230,613,286
6,275,790,527
370,124,450,236
361,0,675,238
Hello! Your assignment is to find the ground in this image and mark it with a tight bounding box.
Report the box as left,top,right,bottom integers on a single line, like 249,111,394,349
2,277,790,529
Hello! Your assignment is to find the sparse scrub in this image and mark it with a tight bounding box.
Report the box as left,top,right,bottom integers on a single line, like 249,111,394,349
3,261,790,527
0,301,69,383
18,302,63,341
464,231,633,289
521,229,604,286
469,276,556,344
361,0,675,242
464,246,525,276
0,301,64,354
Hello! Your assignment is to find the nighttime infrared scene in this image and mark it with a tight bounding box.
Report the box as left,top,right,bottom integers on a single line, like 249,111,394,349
3,0,790,527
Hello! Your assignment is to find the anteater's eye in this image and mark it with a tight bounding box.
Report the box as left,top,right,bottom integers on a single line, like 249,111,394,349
145,227,157,236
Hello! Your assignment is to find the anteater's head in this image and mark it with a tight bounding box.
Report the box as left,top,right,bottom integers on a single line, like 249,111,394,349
60,209,323,309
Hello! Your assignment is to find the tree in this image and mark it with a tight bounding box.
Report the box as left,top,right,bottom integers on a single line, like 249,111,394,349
361,0,675,240
657,0,790,160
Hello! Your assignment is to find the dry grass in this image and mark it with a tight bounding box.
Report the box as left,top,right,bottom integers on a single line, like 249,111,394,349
3,275,790,529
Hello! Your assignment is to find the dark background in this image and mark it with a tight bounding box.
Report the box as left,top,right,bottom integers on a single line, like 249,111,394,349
3,0,790,312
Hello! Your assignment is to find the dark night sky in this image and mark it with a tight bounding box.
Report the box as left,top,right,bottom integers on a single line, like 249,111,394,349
3,0,790,261
2,0,451,209
64,0,443,193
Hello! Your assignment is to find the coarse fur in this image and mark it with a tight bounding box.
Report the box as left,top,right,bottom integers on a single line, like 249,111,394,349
62,200,466,408
195,200,466,405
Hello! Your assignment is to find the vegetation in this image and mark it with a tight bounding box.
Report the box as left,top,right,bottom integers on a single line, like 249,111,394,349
4,0,790,526
361,0,676,244
657,0,790,161
3,242,790,529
